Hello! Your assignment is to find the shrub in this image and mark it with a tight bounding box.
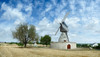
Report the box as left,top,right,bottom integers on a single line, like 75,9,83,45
40,35,51,47
16,43,24,46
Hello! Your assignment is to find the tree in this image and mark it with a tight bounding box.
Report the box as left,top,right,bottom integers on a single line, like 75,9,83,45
12,24,38,47
40,36,44,45
40,35,51,47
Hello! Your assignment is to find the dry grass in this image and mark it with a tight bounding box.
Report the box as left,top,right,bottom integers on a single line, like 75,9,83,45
0,43,100,57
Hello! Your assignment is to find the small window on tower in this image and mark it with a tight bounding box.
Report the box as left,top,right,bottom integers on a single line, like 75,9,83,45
64,40,66,42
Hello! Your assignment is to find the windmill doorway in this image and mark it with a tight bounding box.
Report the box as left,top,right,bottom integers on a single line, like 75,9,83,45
67,44,71,49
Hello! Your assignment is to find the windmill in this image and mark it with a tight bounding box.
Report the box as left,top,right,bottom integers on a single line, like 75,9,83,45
51,12,76,49
55,12,69,42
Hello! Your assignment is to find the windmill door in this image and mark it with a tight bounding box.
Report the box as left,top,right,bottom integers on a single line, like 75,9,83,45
67,44,71,49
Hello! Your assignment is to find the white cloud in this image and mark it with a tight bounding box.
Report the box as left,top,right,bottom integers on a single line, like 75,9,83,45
36,16,81,42
83,17,100,31
36,17,61,42
51,0,56,6
69,0,75,14
41,3,52,17
25,3,32,15
0,2,33,42
1,2,34,25
17,3,23,10
45,3,52,12
0,0,100,43
66,17,81,28
36,15,100,43
47,0,68,18
1,2,26,25
0,23,18,42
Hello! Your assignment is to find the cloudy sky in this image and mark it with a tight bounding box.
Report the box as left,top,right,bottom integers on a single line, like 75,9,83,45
0,0,100,43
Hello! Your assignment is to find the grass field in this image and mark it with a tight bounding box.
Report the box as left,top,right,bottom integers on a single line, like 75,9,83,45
0,43,100,57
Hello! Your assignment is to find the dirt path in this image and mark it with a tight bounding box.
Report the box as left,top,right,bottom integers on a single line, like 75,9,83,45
0,44,100,57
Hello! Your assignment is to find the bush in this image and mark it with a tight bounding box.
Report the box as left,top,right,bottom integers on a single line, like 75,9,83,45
40,35,51,47
16,43,24,46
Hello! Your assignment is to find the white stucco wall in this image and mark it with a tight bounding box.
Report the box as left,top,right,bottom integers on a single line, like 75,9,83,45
70,42,76,49
50,42,76,49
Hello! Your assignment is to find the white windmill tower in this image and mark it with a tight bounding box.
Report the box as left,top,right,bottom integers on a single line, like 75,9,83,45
55,12,69,42
50,12,76,49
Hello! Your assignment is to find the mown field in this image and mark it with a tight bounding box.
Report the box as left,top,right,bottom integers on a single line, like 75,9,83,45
0,43,100,57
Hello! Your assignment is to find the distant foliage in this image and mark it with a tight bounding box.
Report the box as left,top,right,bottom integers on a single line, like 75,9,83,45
40,35,51,47
77,43,100,49
9,42,24,46
9,42,17,44
77,44,89,48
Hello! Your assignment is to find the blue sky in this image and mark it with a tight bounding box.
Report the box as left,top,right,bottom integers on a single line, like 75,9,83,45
0,0,100,43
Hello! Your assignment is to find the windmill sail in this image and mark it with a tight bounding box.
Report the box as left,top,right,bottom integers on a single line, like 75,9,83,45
61,12,69,23
55,27,60,35
55,12,69,36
